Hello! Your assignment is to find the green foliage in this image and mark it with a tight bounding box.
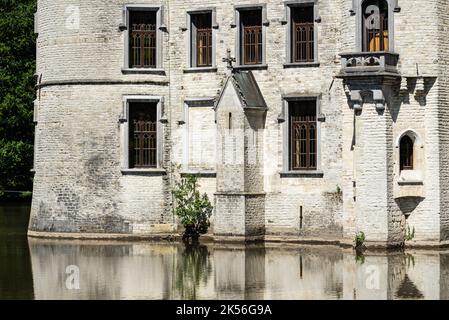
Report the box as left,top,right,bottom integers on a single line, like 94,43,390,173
172,174,213,242
355,231,366,248
0,0,36,195
336,185,342,195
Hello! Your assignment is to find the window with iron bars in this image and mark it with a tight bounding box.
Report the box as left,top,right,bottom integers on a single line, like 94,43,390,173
129,102,158,168
289,100,317,171
191,13,212,67
129,11,157,68
240,9,263,65
291,5,315,63
362,0,389,52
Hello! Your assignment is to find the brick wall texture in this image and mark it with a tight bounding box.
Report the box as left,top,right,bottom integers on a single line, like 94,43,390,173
29,0,449,246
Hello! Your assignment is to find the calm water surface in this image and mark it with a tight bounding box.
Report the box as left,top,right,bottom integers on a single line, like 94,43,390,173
2,202,449,300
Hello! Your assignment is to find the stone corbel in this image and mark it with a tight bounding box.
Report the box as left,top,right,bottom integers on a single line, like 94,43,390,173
118,23,127,32
350,90,363,111
349,0,357,15
317,114,326,122
372,89,386,111
415,77,425,92
159,6,168,32
400,77,408,92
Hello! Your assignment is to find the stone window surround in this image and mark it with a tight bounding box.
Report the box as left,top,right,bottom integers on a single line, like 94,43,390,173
282,0,321,68
181,98,217,176
395,129,424,185
280,94,324,177
351,0,400,53
232,4,269,69
120,95,166,174
121,5,165,74
184,8,219,72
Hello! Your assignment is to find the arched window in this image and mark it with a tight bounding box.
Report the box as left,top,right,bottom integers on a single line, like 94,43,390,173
362,0,389,52
400,135,414,171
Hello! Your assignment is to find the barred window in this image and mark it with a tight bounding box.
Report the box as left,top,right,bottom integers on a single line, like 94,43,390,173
129,102,158,168
400,136,414,171
362,0,389,52
129,11,157,68
289,100,317,170
191,13,212,67
240,9,263,65
291,5,314,63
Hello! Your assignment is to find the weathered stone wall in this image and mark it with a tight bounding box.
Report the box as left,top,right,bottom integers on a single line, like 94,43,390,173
31,0,449,244
438,0,449,241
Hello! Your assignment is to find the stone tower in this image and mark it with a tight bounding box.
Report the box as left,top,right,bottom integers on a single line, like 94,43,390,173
29,0,449,248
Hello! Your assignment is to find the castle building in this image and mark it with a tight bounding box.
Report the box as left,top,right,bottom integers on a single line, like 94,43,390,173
29,0,449,247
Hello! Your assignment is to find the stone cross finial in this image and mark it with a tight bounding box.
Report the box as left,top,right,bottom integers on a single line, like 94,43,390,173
222,49,236,70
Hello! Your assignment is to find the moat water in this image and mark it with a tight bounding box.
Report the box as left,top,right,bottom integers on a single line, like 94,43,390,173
1,202,449,300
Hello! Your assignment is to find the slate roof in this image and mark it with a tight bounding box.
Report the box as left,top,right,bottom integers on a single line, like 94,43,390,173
215,70,267,110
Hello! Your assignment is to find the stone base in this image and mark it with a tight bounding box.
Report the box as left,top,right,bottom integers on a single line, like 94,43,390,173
27,230,449,249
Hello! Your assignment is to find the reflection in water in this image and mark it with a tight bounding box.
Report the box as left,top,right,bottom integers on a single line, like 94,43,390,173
0,202,34,299
174,245,212,300
26,240,449,300
2,202,449,300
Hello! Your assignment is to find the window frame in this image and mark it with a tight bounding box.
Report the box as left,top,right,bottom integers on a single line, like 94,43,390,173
120,95,165,173
284,0,320,67
352,0,398,52
234,4,268,68
399,135,414,171
122,5,165,73
186,9,217,70
181,98,217,174
281,95,322,175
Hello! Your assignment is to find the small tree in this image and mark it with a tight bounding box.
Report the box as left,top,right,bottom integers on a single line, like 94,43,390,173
172,174,213,243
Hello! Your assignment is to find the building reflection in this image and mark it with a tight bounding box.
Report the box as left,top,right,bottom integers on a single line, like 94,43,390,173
27,239,449,300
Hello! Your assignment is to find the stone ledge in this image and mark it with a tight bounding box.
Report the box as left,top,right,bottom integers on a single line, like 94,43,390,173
121,68,166,75
27,231,449,249
121,169,167,176
183,67,218,73
283,62,320,69
280,171,324,178
27,230,177,241
233,64,268,71
180,171,217,178
397,180,424,186
36,79,170,89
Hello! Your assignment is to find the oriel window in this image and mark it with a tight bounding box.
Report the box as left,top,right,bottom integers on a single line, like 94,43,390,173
400,135,414,171
191,13,213,67
289,100,317,171
129,102,158,168
129,11,157,68
240,9,263,65
362,0,389,52
291,5,315,63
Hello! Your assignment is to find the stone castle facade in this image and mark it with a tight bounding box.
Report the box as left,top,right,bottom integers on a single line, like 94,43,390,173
29,0,449,248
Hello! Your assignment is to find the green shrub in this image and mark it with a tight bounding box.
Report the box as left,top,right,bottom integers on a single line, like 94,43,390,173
172,174,213,243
